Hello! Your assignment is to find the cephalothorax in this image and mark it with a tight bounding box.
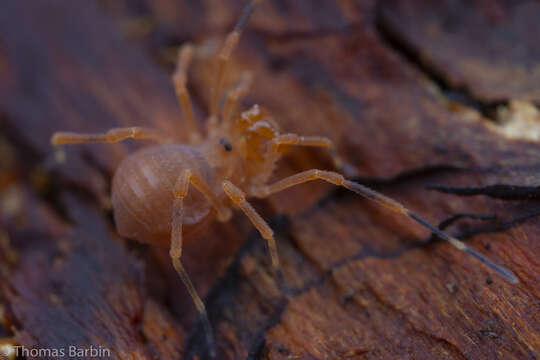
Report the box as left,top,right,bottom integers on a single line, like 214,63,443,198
51,0,518,357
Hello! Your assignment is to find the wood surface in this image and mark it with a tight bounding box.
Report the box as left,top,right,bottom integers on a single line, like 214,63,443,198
0,0,539,359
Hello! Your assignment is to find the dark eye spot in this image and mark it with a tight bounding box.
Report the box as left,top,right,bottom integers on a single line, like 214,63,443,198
220,138,232,152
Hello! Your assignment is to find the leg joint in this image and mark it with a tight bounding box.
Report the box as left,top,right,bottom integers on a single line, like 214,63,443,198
222,181,246,203
173,170,192,198
314,170,345,185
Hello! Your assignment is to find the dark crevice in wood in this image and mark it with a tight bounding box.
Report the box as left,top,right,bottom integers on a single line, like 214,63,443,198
182,223,291,359
239,300,290,360
427,209,540,248
427,183,540,200
437,213,497,231
373,5,504,122
240,278,330,360
454,208,540,240
183,215,330,359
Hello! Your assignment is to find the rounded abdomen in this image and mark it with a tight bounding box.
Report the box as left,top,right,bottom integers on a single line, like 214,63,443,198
111,144,216,247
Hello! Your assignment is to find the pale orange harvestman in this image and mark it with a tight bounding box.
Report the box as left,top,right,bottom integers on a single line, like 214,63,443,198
51,0,518,356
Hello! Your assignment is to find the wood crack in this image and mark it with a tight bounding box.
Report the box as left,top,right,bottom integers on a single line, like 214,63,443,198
374,3,503,121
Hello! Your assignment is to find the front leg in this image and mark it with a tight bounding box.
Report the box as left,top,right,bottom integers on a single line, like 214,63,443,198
210,0,262,119
51,126,167,146
172,44,201,143
221,181,286,292
249,169,518,283
221,71,252,125
268,133,357,177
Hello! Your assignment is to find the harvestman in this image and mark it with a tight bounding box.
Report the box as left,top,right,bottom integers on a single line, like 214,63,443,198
51,0,518,356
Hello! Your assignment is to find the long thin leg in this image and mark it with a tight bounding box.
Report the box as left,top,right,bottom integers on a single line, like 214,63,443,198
170,170,215,358
172,44,201,143
51,126,166,146
262,133,356,179
221,180,286,291
210,0,262,119
221,71,253,124
250,169,518,283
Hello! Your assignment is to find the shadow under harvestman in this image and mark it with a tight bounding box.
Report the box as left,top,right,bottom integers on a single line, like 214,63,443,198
50,0,518,357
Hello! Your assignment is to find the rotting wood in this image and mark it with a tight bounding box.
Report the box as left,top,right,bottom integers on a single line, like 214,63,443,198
0,1,539,359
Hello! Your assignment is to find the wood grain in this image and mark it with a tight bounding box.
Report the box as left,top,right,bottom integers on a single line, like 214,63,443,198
0,1,538,359
379,0,540,104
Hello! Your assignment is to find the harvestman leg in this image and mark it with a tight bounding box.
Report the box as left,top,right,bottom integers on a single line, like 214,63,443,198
221,181,286,291
221,71,253,125
210,0,262,119
250,169,518,283
172,44,201,143
51,126,166,145
169,169,232,358
267,133,357,177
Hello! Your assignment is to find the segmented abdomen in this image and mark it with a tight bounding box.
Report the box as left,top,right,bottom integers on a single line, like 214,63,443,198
111,144,215,246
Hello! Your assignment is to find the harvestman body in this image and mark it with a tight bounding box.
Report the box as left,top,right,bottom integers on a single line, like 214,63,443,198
51,0,518,357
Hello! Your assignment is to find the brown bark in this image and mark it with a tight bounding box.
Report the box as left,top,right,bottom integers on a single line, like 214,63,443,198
0,1,538,359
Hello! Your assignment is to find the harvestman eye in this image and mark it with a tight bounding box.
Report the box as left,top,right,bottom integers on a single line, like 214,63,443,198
50,0,518,357
219,138,232,152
